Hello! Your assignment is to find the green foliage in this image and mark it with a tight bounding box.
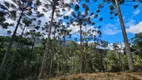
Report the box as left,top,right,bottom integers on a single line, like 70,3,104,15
131,32,142,69
132,32,142,49
131,33,142,59
0,0,142,80
0,36,44,80
104,0,140,19
106,51,121,72
0,34,142,79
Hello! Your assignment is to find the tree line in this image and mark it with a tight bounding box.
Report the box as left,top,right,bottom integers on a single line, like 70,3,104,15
0,0,142,80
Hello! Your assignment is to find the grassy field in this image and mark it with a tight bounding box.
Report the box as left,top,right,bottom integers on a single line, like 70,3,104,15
48,72,142,80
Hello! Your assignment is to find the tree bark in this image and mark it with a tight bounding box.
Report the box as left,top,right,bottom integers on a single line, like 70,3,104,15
79,24,83,73
0,10,23,78
31,37,36,54
63,31,66,47
21,25,26,37
49,55,53,76
38,2,56,79
16,25,26,50
114,0,134,71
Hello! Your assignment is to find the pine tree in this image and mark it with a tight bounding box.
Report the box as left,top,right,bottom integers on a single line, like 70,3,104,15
0,0,42,79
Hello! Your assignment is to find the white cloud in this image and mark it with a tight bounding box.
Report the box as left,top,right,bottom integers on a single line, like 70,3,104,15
5,19,15,24
126,19,135,27
108,43,113,50
0,27,8,36
103,23,120,35
1,0,18,9
67,22,80,34
133,9,140,16
108,42,124,53
58,7,74,17
38,0,74,22
0,0,74,38
64,0,72,4
67,22,98,36
127,21,142,34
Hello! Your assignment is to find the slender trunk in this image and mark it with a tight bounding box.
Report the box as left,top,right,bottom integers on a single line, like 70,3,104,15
17,25,26,49
21,25,26,37
48,45,53,76
79,24,83,73
114,0,134,71
84,39,88,72
103,50,107,72
31,37,36,54
53,27,57,39
49,27,56,76
63,31,66,73
38,3,56,79
84,46,87,72
100,52,103,72
57,62,59,75
63,32,66,47
0,10,23,77
118,50,122,71
49,55,53,76
48,27,55,75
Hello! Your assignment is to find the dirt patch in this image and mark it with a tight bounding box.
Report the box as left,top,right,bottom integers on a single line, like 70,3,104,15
48,72,142,80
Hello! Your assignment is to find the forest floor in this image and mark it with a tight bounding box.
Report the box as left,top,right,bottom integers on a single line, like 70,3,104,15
48,72,142,80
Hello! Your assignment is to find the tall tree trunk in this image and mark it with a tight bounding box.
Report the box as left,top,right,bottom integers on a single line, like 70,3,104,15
0,10,23,78
31,37,36,54
79,24,83,73
62,31,66,74
84,36,88,73
84,46,87,72
63,31,66,47
49,55,53,76
114,0,134,71
49,27,57,76
21,25,26,37
118,49,122,71
38,3,56,79
57,62,59,75
18,25,26,49
53,27,57,39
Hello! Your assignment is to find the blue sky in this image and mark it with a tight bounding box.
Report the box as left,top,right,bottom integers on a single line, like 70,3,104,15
100,2,142,43
66,1,142,43
80,1,142,43
0,0,142,44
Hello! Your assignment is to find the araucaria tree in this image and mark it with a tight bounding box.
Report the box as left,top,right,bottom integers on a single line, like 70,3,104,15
0,0,42,79
65,1,103,72
38,0,71,79
103,0,142,71
0,0,142,80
